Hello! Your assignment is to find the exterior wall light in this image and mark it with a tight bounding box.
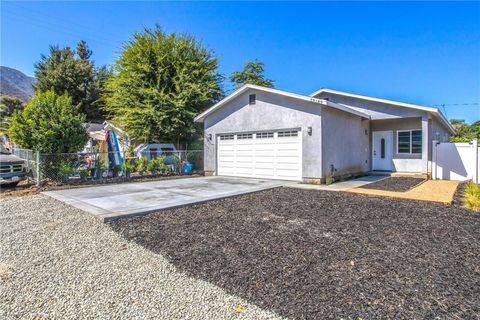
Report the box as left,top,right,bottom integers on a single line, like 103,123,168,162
307,127,312,135
365,129,368,135
208,133,212,140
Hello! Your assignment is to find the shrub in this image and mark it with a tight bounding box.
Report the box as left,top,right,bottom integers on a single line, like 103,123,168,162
8,90,88,153
123,160,135,174
58,161,74,181
463,180,480,212
95,160,107,179
111,165,121,177
135,157,147,173
147,158,159,173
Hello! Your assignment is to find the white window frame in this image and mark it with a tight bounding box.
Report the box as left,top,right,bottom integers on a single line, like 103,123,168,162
397,129,422,154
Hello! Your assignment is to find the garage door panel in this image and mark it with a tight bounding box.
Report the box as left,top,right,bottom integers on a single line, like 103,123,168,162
217,130,301,181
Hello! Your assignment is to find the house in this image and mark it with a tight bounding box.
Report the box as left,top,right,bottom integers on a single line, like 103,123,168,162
194,84,455,182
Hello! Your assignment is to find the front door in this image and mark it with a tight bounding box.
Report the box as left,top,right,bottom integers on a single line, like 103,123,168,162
372,131,393,171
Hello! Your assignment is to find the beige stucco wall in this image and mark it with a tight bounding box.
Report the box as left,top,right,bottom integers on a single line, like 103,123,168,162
202,89,323,179
321,107,370,177
370,117,425,172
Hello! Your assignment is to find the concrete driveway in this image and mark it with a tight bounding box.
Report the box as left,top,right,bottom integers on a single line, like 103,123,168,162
43,176,288,221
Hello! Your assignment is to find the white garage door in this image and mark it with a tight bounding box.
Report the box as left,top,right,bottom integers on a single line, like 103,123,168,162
217,130,302,181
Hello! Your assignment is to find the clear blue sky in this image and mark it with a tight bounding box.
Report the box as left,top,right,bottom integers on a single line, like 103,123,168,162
1,1,479,123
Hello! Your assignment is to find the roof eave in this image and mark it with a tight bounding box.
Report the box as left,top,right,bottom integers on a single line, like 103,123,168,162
195,84,370,122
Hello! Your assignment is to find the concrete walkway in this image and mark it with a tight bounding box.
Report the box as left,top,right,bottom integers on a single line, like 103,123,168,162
290,175,388,191
348,180,460,204
43,177,289,221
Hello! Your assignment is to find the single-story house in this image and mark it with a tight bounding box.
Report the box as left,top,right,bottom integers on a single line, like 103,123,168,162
194,84,455,182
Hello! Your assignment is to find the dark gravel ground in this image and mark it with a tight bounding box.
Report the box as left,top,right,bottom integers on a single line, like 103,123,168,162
111,187,480,319
361,177,425,192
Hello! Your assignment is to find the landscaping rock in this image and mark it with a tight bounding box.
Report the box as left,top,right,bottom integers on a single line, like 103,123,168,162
0,195,281,320
112,187,480,319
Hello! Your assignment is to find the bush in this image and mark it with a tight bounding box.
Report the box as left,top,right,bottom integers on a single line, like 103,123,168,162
463,181,480,212
135,157,147,173
58,161,74,182
147,158,159,173
123,159,135,175
8,90,88,153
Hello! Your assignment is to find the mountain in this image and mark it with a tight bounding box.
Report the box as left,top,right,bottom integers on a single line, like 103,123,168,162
0,66,36,102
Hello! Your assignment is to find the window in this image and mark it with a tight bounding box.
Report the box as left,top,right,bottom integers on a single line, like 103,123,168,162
256,132,274,139
237,133,253,139
397,130,422,154
249,94,256,105
380,138,385,159
278,130,298,137
219,134,234,140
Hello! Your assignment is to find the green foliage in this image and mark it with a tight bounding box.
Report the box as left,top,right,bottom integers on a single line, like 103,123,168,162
104,25,223,144
450,119,480,142
34,40,110,121
123,159,135,173
230,59,275,90
157,155,168,170
147,158,159,173
135,156,147,172
111,165,121,177
58,161,74,179
93,159,108,179
325,176,335,185
463,181,480,212
0,96,25,134
8,90,88,153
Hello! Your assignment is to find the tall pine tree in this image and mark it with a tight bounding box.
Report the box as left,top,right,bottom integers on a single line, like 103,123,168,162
34,40,109,122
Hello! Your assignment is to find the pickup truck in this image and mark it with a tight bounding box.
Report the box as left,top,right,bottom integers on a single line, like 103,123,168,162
0,145,28,187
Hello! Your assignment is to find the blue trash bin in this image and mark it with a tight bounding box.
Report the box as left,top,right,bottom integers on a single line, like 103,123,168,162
183,163,193,174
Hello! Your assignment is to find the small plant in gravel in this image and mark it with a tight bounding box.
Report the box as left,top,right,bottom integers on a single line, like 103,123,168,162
325,176,335,185
463,180,480,212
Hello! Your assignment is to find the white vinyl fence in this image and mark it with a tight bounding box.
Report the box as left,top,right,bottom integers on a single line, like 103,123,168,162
432,139,479,183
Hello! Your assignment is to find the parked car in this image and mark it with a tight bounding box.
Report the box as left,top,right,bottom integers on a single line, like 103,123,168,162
0,145,28,187
134,143,178,162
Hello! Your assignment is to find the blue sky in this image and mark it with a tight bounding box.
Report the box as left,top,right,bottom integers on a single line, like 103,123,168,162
1,1,479,123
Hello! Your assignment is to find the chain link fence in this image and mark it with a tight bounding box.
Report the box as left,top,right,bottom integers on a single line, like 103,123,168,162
10,148,203,186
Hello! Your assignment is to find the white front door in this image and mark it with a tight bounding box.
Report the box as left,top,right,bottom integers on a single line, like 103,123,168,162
372,131,393,171
217,130,302,181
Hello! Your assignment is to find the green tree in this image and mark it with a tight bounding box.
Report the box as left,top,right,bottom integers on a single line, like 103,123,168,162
34,40,109,121
450,119,480,142
8,90,88,153
0,96,25,134
104,26,223,146
230,59,274,89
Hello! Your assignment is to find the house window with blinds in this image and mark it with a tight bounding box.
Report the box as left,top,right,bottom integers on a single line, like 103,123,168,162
397,130,422,154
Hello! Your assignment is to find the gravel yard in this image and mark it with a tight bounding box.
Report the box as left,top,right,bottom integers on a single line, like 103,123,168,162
360,176,425,192
0,195,281,320
112,187,480,319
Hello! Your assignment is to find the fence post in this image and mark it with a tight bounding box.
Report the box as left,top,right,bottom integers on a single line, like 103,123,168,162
26,150,30,172
122,149,126,177
432,140,438,180
36,151,40,187
473,139,478,184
